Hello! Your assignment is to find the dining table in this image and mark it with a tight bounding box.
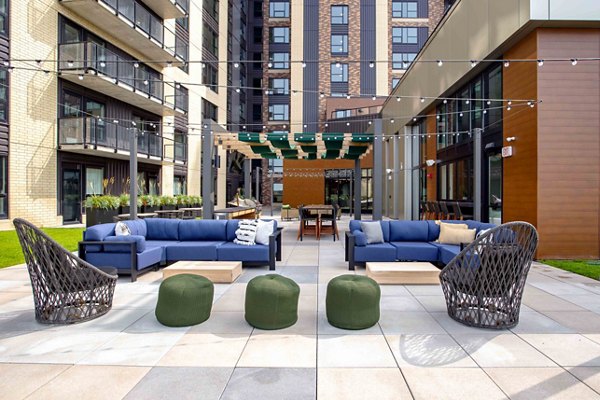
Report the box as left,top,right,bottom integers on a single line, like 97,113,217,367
297,205,336,241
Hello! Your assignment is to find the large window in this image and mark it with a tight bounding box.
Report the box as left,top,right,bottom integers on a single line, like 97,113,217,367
253,26,262,43
174,175,187,195
269,27,289,43
86,167,104,196
392,1,418,18
202,63,218,93
269,52,289,69
331,34,348,55
268,104,289,121
438,159,473,201
392,27,418,44
204,0,219,20
0,68,8,122
253,1,262,18
269,1,289,18
331,5,348,24
202,99,218,121
0,0,7,37
269,78,289,95
0,155,6,218
331,63,348,83
203,23,218,56
392,53,416,69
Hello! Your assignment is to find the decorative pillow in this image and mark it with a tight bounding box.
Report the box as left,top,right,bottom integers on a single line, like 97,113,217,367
359,221,384,244
438,224,476,245
255,219,275,245
353,230,368,246
435,220,468,230
115,221,131,236
234,220,259,246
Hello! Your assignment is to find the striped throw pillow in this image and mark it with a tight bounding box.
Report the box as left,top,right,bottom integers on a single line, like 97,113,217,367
234,220,259,246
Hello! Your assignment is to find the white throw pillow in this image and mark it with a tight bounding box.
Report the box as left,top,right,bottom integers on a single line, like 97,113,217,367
115,221,131,236
234,220,259,246
438,224,476,245
255,220,275,245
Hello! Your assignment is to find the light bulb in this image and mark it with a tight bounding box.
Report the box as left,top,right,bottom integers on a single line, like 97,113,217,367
346,94,351,99
335,62,341,68
143,79,149,85
443,99,448,104
465,100,470,105
507,106,512,111
319,92,325,98
508,100,512,105
267,62,273,68
537,59,544,67
504,60,510,68
459,112,463,117
67,60,74,68
167,61,172,67
369,61,375,68
571,58,578,66
420,97,425,103
134,62,139,68
396,97,401,102
372,96,377,101
390,119,395,123
437,60,443,67
302,62,307,68
100,61,106,68
78,74,84,80
487,100,491,105
235,88,240,93
233,62,239,68
470,60,477,68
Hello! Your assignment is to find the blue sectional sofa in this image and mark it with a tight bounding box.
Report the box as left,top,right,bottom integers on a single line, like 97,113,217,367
79,218,282,281
345,220,496,270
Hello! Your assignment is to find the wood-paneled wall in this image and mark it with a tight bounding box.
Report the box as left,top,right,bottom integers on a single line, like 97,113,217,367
503,31,539,229
536,28,600,259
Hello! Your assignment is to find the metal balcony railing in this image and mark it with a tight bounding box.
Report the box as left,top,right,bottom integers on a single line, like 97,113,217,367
100,0,167,44
175,0,189,13
59,117,164,158
329,105,383,120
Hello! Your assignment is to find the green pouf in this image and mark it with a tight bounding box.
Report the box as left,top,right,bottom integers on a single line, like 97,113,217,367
155,274,214,327
326,274,381,330
245,274,300,330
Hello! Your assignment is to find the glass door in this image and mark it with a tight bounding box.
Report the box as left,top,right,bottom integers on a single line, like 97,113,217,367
487,153,502,224
62,168,81,223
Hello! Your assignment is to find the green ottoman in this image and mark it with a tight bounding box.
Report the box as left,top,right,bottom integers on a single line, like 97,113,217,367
155,274,214,327
326,275,381,330
245,274,300,330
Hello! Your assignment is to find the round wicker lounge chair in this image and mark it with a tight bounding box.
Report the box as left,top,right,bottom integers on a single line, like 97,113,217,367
439,221,538,329
13,218,118,324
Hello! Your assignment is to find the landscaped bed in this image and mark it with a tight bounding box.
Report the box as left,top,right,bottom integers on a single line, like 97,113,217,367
0,228,84,269
541,259,600,281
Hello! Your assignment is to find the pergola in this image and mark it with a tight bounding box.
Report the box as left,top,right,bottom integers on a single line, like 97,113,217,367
200,119,386,221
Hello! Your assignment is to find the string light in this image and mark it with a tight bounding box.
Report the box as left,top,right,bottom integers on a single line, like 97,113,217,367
133,62,139,68
503,60,510,68
571,58,578,66
369,61,375,68
537,59,544,67
437,60,443,67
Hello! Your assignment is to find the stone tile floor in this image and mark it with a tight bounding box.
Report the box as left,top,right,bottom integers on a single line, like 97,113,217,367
1,217,600,399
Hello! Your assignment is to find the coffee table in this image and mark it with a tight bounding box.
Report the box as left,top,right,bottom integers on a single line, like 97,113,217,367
162,261,242,283
366,262,440,285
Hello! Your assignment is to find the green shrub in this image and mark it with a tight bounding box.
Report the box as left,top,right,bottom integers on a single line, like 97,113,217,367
84,195,119,210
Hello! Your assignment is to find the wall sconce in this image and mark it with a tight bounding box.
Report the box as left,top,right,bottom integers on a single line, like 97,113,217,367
426,159,436,167
506,136,517,142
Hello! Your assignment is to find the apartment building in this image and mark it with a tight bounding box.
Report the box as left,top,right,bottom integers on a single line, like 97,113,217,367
0,0,237,228
253,0,449,208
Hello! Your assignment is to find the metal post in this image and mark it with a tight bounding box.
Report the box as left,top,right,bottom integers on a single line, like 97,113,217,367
473,128,483,221
373,119,383,220
393,134,400,219
255,166,260,202
270,162,274,216
129,127,137,220
244,159,251,199
354,158,361,220
403,126,413,220
202,120,214,219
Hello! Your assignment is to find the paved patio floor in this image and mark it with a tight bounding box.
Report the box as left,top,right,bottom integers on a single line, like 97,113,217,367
2,217,600,399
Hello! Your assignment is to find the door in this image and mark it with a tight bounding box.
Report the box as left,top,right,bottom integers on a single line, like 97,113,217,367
62,168,81,223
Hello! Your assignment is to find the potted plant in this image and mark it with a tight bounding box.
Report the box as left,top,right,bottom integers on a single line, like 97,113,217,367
175,194,189,209
160,195,177,210
190,195,203,208
139,194,156,213
118,193,142,214
85,195,119,227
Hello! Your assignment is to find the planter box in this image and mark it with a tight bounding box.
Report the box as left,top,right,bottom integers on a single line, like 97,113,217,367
141,206,157,213
161,205,177,211
86,208,118,227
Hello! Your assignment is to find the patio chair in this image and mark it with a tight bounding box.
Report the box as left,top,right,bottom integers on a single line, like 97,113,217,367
452,202,472,220
13,218,118,324
319,204,339,241
297,207,319,241
439,201,455,220
432,201,443,219
439,221,538,329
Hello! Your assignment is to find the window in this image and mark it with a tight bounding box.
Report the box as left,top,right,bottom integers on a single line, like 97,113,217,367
335,109,352,118
331,5,348,24
331,34,348,55
174,131,186,161
253,1,262,18
392,1,418,18
269,1,289,18
270,52,289,69
204,0,219,20
392,53,416,69
268,104,289,121
202,63,218,93
392,27,418,44
252,78,262,96
203,23,218,56
331,63,348,82
253,26,263,43
438,159,473,201
202,99,218,121
0,0,8,37
391,78,400,90
174,175,186,195
269,27,289,43
252,52,262,70
0,155,6,218
0,68,8,122
269,78,289,95
252,104,262,121
61,19,82,43
86,167,104,196
486,65,503,129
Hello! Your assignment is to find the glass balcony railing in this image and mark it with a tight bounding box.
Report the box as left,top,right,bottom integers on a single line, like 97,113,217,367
59,117,164,158
100,0,167,44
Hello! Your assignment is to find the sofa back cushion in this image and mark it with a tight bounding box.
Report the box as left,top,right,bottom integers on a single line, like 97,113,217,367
465,220,496,233
389,220,429,242
226,220,239,241
145,218,180,240
122,219,147,237
179,219,228,241
84,223,115,241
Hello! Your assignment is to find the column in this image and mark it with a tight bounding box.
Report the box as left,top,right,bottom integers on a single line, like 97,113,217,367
372,119,383,220
202,120,214,219
354,158,361,220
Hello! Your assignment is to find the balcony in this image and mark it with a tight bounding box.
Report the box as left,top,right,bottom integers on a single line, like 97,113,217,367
140,0,188,19
59,42,187,116
58,117,166,163
58,0,183,67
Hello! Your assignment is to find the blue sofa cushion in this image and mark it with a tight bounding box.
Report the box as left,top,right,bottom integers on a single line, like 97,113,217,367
353,230,367,246
166,241,225,261
217,242,270,262
390,242,439,262
354,243,397,262
226,220,239,241
178,220,228,241
86,246,162,271
145,240,180,262
122,219,147,237
145,218,180,240
103,235,146,253
84,223,115,241
389,221,429,242
431,243,461,264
